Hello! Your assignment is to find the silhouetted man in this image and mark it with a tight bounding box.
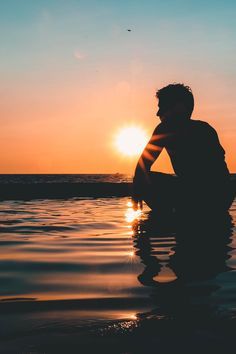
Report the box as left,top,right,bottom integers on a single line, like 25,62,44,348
133,83,234,213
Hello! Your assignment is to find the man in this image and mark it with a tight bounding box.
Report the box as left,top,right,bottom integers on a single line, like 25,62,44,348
132,83,234,213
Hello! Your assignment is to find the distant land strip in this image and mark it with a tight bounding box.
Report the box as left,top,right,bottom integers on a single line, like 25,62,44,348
0,183,133,200
0,178,235,200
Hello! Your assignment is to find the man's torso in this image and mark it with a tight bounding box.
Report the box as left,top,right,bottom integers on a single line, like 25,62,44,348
155,119,230,182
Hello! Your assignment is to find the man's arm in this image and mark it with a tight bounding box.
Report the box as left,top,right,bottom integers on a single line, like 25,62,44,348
132,126,164,206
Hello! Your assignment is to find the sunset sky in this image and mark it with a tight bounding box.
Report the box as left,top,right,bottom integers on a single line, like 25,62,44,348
1,0,235,174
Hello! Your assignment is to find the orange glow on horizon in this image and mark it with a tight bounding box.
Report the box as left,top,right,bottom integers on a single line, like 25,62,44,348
0,82,235,174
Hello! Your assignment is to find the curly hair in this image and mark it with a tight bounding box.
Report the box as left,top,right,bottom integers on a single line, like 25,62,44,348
156,83,194,117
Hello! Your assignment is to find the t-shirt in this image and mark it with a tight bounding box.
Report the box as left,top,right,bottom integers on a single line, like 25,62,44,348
153,119,230,183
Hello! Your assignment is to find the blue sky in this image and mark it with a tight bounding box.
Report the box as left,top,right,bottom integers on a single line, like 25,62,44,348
0,0,235,172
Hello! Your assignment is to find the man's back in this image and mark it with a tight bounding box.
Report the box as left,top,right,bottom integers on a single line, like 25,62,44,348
154,119,230,182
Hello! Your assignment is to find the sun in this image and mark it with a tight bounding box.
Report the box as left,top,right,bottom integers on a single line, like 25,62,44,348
115,126,148,157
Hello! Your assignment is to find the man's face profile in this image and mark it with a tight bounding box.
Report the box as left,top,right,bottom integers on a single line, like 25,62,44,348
156,100,172,123
157,99,190,123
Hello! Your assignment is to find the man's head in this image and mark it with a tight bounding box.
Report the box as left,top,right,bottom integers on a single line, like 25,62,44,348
156,83,194,123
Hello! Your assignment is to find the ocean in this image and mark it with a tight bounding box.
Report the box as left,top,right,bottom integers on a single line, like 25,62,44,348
0,174,236,353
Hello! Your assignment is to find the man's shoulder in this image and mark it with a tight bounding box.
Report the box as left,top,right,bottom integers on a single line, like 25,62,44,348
190,119,216,133
154,122,168,134
154,120,217,135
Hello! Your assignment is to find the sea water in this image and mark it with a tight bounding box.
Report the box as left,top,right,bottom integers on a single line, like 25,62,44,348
0,174,235,353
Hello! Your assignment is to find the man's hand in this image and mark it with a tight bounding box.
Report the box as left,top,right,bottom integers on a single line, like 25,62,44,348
132,173,145,210
131,195,143,210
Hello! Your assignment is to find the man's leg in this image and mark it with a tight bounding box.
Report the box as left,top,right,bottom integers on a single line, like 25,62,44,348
141,172,177,212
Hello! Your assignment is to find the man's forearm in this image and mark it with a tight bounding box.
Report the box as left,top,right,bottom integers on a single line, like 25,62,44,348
134,156,151,183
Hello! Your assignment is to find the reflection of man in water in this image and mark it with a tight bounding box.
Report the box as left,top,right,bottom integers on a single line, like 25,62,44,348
133,83,234,213
133,212,232,287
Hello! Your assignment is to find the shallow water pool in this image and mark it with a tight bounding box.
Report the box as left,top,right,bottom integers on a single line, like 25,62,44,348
0,197,235,353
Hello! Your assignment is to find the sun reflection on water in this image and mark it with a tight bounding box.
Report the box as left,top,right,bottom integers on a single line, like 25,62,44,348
125,204,142,223
126,249,138,263
128,250,135,258
124,200,143,263
126,201,133,207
